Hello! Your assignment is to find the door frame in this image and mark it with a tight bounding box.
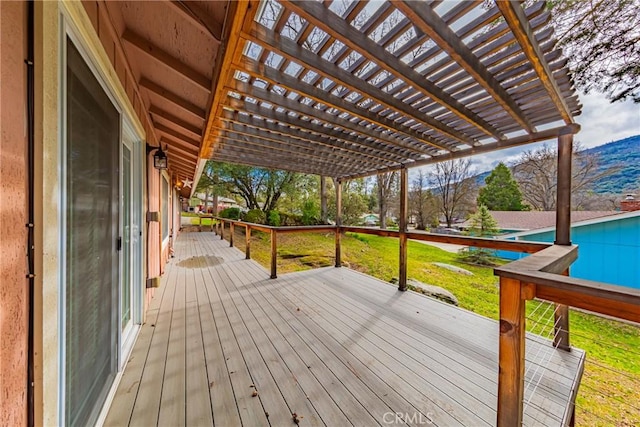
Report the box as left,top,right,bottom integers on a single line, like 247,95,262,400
58,8,145,426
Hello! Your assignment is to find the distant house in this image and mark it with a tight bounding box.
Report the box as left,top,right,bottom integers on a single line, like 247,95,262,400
497,210,640,290
189,194,242,213
361,213,379,226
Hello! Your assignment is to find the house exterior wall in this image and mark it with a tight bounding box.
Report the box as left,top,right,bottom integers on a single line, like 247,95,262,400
498,216,640,289
0,2,29,425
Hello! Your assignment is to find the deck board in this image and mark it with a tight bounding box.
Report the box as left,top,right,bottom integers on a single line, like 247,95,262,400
106,232,584,427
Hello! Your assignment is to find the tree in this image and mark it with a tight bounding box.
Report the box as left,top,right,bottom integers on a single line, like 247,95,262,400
430,159,477,227
466,205,499,237
202,161,297,213
512,143,613,210
549,0,640,103
478,163,526,211
196,161,226,213
409,169,439,230
376,172,398,229
457,205,500,266
328,178,368,225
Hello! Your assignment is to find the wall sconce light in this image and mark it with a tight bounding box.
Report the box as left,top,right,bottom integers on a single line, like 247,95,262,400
146,143,168,170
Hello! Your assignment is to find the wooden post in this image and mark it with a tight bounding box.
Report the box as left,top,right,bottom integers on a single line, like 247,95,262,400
229,222,234,247
270,229,277,279
497,277,527,427
335,179,342,268
399,167,408,291
320,175,328,224
245,226,251,259
554,127,573,351
220,221,224,240
214,220,218,235
199,215,202,232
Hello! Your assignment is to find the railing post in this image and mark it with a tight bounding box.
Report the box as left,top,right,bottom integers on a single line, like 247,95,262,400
245,225,251,259
399,166,408,291
335,179,342,268
199,215,203,232
229,222,234,247
270,229,277,279
498,277,528,427
554,127,574,351
220,220,224,240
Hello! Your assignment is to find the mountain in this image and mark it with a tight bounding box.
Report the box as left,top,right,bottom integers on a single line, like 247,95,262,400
582,135,640,194
473,135,640,194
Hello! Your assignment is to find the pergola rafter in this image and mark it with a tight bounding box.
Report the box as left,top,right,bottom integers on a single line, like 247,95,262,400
201,0,581,182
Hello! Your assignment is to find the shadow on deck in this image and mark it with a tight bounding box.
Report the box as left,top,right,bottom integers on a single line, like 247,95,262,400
105,232,584,426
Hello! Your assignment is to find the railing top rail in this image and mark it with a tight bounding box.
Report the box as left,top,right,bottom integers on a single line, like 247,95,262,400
496,244,640,323
212,219,550,254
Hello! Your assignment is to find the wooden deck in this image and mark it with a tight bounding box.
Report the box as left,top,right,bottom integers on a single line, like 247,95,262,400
105,232,584,427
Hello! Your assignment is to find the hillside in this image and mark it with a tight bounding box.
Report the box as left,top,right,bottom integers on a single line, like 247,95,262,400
582,135,640,194
474,135,640,194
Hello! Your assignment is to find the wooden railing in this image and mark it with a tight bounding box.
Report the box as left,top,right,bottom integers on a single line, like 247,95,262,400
213,218,553,280
494,245,640,426
211,217,640,426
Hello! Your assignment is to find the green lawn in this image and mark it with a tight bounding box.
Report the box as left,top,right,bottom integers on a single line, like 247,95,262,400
223,228,639,425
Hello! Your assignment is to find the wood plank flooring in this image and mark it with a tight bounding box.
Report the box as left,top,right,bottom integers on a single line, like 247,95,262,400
105,232,584,427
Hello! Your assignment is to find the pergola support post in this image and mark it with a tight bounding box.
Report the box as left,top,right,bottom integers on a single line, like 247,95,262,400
320,175,328,224
270,229,277,279
398,166,408,291
245,225,251,259
335,179,342,268
554,127,574,351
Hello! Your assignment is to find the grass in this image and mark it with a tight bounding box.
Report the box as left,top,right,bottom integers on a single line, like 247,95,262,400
223,227,639,425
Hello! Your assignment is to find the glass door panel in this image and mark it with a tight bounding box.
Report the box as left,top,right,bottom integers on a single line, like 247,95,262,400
65,38,119,427
122,145,132,332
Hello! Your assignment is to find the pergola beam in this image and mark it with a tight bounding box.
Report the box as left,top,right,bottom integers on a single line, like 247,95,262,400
212,149,351,177
340,124,581,180
220,130,380,168
280,0,502,140
233,56,450,152
226,80,429,156
395,0,535,134
242,22,476,146
496,1,573,124
222,103,409,163
218,124,389,168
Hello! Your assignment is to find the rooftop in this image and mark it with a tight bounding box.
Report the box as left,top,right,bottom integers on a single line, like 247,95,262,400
461,210,621,232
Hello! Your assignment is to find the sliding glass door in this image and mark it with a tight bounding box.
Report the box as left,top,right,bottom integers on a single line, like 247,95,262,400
65,38,119,427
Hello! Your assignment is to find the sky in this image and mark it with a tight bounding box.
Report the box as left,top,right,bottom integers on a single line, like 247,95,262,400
411,91,640,179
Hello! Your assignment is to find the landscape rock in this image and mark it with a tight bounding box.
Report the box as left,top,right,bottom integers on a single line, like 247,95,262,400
433,262,473,276
389,277,458,306
408,279,459,306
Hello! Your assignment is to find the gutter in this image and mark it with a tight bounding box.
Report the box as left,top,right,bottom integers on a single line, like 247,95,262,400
26,1,36,425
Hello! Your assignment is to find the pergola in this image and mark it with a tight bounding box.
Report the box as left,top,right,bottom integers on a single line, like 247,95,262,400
200,0,581,182
194,3,584,425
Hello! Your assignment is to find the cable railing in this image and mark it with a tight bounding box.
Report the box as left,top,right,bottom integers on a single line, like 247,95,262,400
209,217,640,426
